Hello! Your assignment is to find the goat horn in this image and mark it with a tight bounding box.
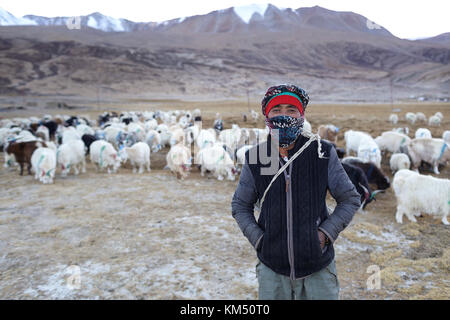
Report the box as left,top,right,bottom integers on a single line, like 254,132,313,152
370,189,385,200
358,182,370,198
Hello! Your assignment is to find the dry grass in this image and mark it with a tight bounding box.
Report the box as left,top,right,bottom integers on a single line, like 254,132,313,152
0,100,449,299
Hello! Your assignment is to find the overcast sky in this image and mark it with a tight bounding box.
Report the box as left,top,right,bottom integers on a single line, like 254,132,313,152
1,0,449,39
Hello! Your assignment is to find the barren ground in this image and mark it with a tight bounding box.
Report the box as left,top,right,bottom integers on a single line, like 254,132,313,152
0,100,449,299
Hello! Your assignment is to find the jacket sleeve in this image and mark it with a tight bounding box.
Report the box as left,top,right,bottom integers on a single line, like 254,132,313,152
319,146,361,242
231,161,264,249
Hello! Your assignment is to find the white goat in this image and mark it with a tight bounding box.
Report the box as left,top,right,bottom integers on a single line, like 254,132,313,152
393,169,449,225
344,130,373,156
36,125,50,141
250,110,259,124
407,138,450,174
145,129,162,152
389,114,398,124
31,147,56,184
62,127,82,144
428,115,441,127
405,112,417,125
119,142,150,174
196,129,216,149
56,140,86,176
415,112,427,123
235,145,253,166
357,137,382,168
415,128,432,139
196,143,237,181
166,142,192,180
374,131,411,154
90,140,121,173
389,153,410,173
156,124,171,147
443,130,450,144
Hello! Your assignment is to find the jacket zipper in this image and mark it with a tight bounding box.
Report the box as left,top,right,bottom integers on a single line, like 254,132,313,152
282,160,296,281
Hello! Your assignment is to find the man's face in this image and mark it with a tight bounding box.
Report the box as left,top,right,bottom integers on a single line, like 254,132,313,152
267,104,301,118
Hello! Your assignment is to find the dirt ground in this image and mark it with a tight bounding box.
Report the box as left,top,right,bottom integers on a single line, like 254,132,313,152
0,100,449,299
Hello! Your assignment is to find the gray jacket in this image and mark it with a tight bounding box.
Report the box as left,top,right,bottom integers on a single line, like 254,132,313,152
232,146,360,250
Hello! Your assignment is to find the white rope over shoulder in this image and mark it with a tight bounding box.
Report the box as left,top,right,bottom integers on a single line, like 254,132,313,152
257,131,328,212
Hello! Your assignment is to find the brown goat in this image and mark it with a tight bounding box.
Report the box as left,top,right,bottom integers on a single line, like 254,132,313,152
317,125,339,145
5,140,47,175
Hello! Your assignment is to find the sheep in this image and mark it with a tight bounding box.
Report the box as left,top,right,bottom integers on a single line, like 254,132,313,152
393,169,449,225
415,112,427,123
374,131,411,154
389,153,411,173
317,124,339,145
434,112,443,120
407,138,450,174
31,147,56,184
415,128,432,139
389,114,398,124
185,124,200,144
16,130,37,142
56,140,86,176
303,118,312,133
213,113,223,132
196,129,216,149
178,115,191,129
169,127,194,147
219,125,242,153
145,129,162,152
443,130,450,144
76,124,95,137
235,144,253,166
126,122,146,142
250,109,259,124
344,130,373,156
392,127,409,135
104,126,126,149
155,124,171,148
428,115,441,127
405,112,417,125
357,137,382,168
0,127,10,150
252,128,269,144
144,119,158,131
90,140,121,174
196,143,237,181
35,125,50,141
166,142,192,180
62,126,82,144
119,142,151,174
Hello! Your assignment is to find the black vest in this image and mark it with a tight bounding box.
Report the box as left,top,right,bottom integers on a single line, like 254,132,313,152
245,134,334,279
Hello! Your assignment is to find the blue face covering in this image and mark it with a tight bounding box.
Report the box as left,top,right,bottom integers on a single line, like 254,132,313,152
266,115,304,148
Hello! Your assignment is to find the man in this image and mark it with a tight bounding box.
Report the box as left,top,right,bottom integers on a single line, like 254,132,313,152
231,84,360,300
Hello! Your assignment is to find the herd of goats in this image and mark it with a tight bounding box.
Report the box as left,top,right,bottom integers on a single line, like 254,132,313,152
0,108,448,225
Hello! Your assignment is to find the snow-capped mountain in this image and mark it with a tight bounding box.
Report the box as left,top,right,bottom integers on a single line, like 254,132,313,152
23,12,134,32
0,3,393,36
233,3,269,23
0,7,37,26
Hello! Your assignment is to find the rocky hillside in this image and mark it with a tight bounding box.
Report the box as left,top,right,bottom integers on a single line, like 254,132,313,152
0,4,448,102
